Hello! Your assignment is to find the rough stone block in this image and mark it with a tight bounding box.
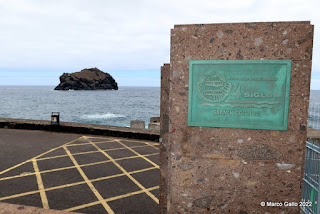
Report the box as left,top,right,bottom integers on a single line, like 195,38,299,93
148,122,160,131
290,61,312,96
160,63,170,214
150,117,160,123
165,21,313,214
130,120,145,129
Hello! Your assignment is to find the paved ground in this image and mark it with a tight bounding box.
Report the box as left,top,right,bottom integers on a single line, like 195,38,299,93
0,129,159,214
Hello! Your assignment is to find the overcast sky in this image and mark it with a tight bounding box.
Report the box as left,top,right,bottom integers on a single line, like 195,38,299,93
0,0,319,89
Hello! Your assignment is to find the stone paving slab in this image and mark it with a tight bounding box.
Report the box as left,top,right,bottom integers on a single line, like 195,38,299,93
0,129,159,213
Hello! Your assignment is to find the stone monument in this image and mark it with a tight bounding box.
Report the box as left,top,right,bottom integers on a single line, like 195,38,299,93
161,21,314,213
160,64,170,213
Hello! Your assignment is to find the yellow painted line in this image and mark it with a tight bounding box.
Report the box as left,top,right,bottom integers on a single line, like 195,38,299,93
105,186,159,202
85,136,154,143
0,190,40,201
0,136,84,176
37,151,100,161
115,140,159,169
0,153,158,182
43,166,158,192
36,144,151,161
128,166,158,175
65,201,101,212
85,136,113,139
66,186,159,212
46,166,158,192
120,138,160,145
45,173,124,192
119,139,160,149
85,137,159,204
66,139,116,147
76,153,158,171
143,142,159,150
0,165,75,182
0,175,115,202
0,160,31,176
86,136,159,145
63,146,114,214
34,136,86,159
0,166,158,202
32,159,49,209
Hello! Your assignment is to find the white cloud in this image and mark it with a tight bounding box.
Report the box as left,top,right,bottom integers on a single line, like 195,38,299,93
0,0,319,86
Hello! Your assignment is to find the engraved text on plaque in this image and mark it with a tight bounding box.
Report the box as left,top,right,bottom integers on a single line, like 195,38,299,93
188,60,291,130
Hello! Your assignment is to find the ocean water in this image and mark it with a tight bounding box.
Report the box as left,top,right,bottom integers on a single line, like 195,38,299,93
0,86,160,127
309,90,320,129
0,86,319,129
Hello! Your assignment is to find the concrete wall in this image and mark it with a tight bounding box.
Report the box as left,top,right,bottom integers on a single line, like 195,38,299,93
0,118,159,141
164,21,313,213
130,120,145,129
150,117,161,123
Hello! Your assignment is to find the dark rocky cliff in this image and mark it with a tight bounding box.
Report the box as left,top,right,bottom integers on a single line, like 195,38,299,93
54,68,118,90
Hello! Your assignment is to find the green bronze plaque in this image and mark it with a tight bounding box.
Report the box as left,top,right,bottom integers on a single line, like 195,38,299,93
188,60,291,130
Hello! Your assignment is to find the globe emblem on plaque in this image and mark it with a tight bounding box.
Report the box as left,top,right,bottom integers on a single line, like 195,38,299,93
197,72,232,103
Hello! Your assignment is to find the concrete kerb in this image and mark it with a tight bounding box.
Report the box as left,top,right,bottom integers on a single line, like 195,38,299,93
0,118,160,142
0,202,80,214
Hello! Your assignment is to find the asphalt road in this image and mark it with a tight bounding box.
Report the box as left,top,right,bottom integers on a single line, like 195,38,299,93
0,129,159,214
0,129,82,172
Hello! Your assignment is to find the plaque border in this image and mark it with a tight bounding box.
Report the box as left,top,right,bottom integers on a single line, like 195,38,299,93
187,60,292,130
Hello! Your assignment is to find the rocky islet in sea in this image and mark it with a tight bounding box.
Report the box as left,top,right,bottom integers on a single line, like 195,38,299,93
54,68,118,90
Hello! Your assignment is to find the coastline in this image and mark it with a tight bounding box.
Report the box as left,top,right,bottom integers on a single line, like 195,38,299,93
1,117,320,141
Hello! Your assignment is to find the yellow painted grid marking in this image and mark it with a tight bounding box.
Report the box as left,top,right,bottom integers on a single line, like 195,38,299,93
66,186,159,212
0,153,158,182
84,137,160,151
85,137,159,204
66,139,116,147
32,159,49,209
36,144,156,161
119,138,160,150
115,139,159,169
0,166,157,202
118,139,159,145
0,160,31,177
0,136,85,176
0,135,160,213
143,141,159,150
63,146,114,214
86,136,160,145
108,138,160,150
106,186,159,203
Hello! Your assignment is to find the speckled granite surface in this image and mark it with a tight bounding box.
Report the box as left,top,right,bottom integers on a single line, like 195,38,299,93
165,21,314,213
160,64,170,214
